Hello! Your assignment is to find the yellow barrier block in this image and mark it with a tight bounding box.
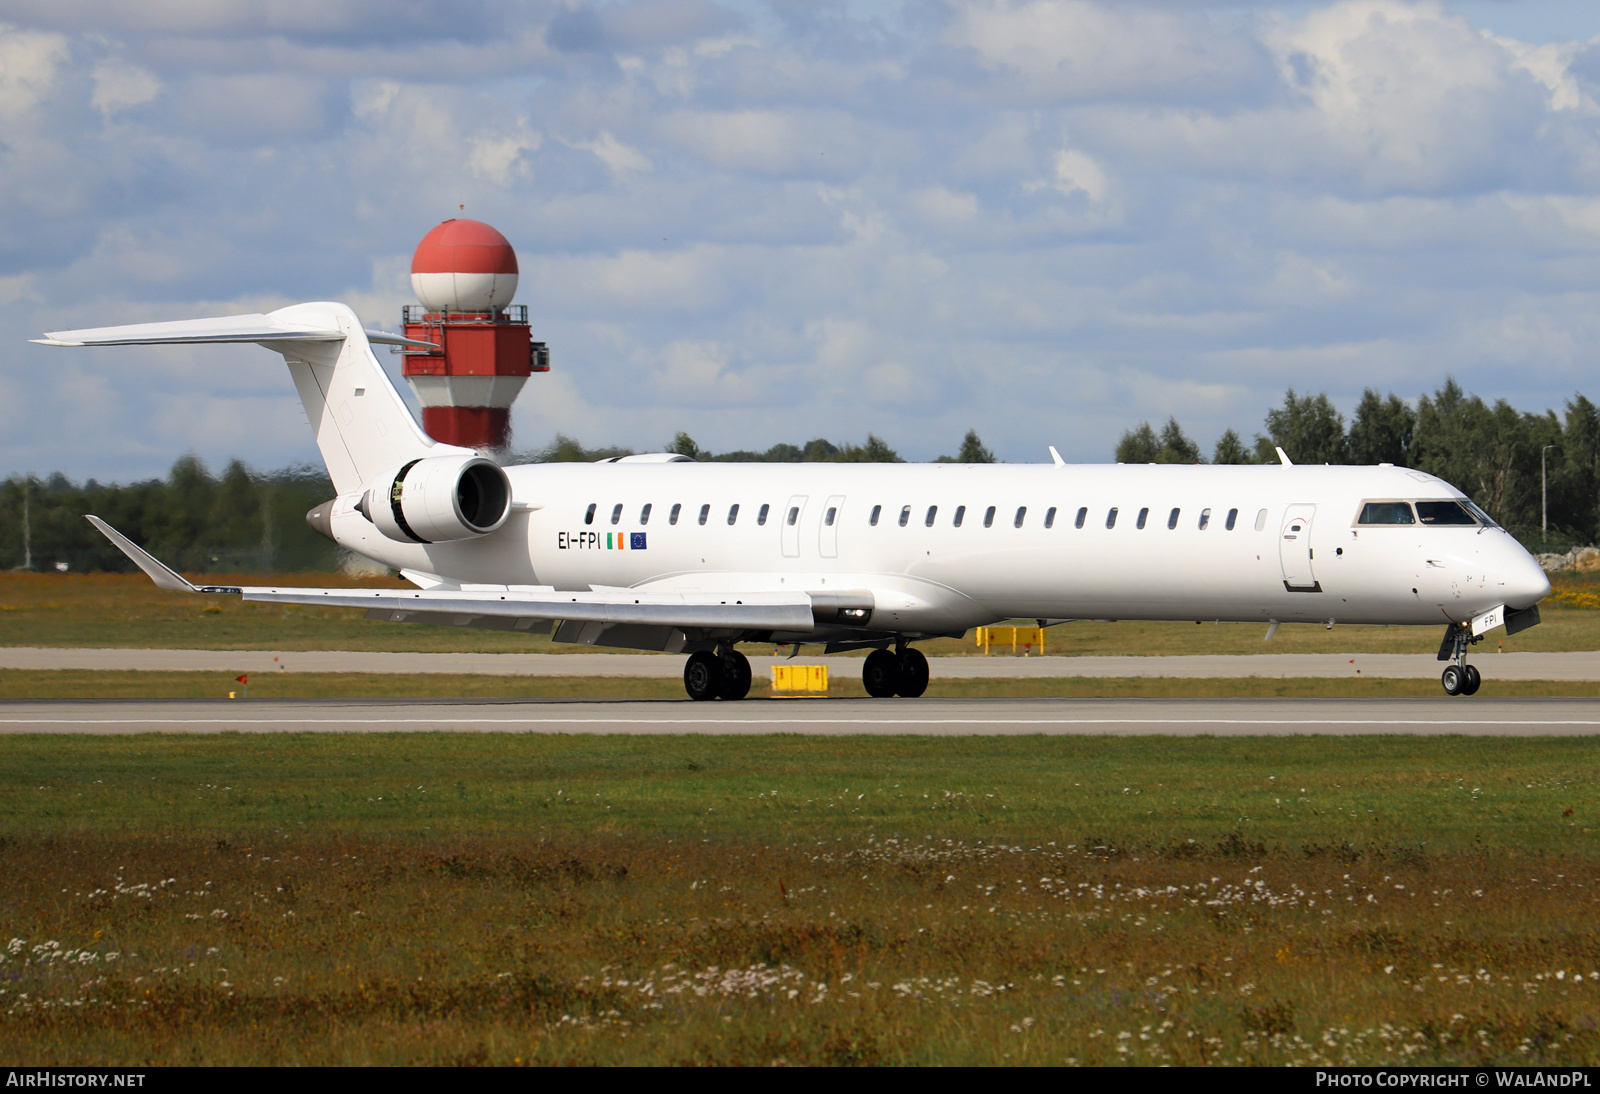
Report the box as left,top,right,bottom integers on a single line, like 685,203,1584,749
975,626,1046,655
772,664,828,693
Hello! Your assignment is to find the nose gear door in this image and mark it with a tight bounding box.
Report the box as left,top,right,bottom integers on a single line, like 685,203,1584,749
1280,504,1321,591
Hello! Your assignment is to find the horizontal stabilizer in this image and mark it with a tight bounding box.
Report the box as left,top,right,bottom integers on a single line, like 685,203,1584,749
88,517,818,632
36,312,438,351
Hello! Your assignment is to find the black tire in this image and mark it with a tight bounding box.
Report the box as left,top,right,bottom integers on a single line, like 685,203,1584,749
862,649,902,698
1462,664,1481,696
717,649,752,701
1441,665,1464,696
684,651,722,701
896,647,929,698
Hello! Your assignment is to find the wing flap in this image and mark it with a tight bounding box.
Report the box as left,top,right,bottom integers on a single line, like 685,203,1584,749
243,587,814,630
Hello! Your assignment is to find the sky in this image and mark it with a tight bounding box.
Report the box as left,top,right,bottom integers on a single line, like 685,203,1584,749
3,0,1600,480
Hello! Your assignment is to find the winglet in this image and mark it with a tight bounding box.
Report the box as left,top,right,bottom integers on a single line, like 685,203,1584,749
85,516,198,592
1048,445,1065,466
1276,446,1294,467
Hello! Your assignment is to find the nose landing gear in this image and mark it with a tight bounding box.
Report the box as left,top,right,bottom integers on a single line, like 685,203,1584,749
1438,624,1483,696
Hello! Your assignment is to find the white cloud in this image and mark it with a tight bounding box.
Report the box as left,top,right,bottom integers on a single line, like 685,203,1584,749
656,109,866,176
0,24,68,120
1052,148,1107,202
469,121,541,186
89,59,160,120
571,130,652,176
947,0,1265,101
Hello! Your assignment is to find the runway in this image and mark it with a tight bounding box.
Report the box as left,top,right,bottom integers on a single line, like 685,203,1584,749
7,647,1600,680
5,696,1600,735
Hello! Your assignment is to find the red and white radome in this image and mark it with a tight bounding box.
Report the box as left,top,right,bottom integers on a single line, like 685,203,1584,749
410,218,520,313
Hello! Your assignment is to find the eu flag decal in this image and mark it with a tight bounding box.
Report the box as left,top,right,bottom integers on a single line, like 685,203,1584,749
630,533,647,550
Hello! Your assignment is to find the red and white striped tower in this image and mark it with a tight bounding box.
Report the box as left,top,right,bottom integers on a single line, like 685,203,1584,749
401,219,549,452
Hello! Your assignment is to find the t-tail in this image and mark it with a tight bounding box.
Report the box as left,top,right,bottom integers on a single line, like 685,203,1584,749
36,302,468,495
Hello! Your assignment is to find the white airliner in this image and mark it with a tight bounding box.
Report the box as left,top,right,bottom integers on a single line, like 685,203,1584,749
38,301,1551,699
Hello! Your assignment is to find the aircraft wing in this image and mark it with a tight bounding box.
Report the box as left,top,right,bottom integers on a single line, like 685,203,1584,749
88,516,817,632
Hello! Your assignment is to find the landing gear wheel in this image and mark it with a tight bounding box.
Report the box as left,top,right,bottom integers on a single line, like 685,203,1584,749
862,649,902,698
896,647,929,698
684,651,723,701
717,649,752,701
1462,664,1482,696
1441,665,1464,696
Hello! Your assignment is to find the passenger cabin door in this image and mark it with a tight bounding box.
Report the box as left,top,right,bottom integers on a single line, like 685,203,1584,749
818,495,844,558
1279,504,1320,591
782,495,807,558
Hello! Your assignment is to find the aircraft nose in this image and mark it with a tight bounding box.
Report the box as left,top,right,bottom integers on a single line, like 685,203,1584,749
1501,542,1551,608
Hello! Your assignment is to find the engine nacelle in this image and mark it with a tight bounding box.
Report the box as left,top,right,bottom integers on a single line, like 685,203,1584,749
359,455,511,544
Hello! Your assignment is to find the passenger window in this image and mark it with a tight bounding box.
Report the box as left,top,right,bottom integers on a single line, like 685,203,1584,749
984,506,996,528
757,503,769,526
727,503,740,525
787,506,799,526
1106,507,1118,529
925,505,937,527
584,503,596,525
1358,501,1416,525
1136,507,1149,530
826,506,837,526
1044,506,1056,529
1197,508,1210,531
899,505,911,527
611,503,623,525
698,504,710,526
640,503,652,525
1225,508,1238,531
669,503,681,525
1075,507,1087,529
1167,507,1180,530
869,504,881,526
1013,506,1026,528
1415,501,1476,526
1254,508,1268,532
954,505,966,528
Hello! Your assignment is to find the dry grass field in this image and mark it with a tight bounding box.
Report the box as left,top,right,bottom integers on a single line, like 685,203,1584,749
4,569,1600,656
2,733,1598,1066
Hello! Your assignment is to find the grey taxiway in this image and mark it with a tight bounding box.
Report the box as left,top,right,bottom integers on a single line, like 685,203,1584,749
5,696,1600,735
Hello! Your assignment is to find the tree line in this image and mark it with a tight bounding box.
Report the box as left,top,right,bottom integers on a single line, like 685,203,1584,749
1117,380,1600,547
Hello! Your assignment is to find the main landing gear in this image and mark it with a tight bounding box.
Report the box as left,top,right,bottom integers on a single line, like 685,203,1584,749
862,645,929,698
1438,623,1482,697
683,647,752,701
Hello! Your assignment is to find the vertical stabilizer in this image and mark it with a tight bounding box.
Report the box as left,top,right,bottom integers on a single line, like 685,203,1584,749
269,303,471,492
36,301,474,495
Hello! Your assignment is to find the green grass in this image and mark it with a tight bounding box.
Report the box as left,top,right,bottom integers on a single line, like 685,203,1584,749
6,669,1600,700
7,570,1600,655
2,733,1599,1064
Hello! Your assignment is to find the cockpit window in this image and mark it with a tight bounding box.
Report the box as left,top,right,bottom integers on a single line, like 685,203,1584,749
1357,501,1415,525
1460,498,1499,528
1415,500,1478,526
